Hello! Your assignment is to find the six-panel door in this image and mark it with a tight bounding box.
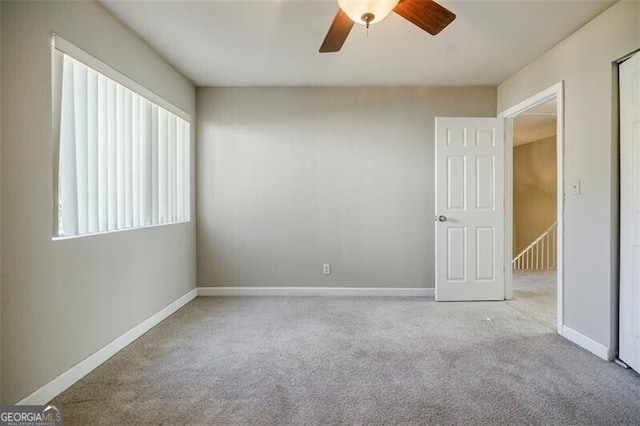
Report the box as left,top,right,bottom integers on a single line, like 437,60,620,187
435,118,505,301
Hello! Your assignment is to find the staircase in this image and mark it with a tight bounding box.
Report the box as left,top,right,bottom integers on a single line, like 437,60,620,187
513,222,557,271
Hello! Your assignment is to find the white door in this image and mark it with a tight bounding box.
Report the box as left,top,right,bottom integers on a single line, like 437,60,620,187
435,118,505,301
620,52,640,372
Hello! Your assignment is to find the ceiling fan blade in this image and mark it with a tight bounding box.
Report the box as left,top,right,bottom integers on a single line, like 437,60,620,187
319,8,354,53
393,0,456,36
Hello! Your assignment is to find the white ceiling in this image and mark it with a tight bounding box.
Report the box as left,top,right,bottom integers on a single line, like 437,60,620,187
98,0,616,87
514,99,557,146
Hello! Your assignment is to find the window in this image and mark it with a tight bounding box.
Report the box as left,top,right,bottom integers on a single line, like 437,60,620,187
52,36,190,238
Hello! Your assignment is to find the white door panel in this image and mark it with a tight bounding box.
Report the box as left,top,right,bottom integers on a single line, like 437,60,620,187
620,52,640,372
435,118,504,301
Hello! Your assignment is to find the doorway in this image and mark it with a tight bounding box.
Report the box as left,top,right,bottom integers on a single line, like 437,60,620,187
511,100,558,327
500,82,565,333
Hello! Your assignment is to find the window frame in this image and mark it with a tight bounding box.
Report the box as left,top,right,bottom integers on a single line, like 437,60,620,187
51,34,191,240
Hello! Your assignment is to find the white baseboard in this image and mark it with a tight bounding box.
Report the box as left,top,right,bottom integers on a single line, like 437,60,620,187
561,325,613,361
197,286,434,297
17,288,198,405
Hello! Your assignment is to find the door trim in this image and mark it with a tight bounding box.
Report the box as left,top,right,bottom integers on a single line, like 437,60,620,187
498,81,565,334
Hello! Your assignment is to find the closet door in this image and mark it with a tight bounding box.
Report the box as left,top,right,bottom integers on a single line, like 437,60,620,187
620,51,640,372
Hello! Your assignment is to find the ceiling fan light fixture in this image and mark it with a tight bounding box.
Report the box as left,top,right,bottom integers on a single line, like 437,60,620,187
337,0,400,26
320,0,455,53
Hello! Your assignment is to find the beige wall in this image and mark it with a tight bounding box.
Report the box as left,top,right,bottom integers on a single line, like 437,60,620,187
498,1,640,353
513,137,557,255
1,1,196,403
197,87,496,289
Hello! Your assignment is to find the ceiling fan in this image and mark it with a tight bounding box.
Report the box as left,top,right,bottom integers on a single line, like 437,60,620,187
319,0,456,53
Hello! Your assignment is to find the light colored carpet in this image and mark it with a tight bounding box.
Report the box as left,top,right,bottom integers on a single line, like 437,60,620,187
512,270,557,328
52,287,640,424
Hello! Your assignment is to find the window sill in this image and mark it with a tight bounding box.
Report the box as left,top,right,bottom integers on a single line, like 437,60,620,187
52,219,191,241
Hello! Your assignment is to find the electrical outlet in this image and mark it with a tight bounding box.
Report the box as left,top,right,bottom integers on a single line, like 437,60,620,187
323,264,331,275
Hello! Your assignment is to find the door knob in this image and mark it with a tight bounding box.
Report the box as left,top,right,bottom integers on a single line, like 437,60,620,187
437,215,447,222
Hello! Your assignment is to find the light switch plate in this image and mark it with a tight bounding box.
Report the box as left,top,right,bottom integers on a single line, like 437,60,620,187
568,179,581,195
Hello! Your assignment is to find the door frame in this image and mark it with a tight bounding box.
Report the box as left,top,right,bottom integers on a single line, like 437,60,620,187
498,81,565,333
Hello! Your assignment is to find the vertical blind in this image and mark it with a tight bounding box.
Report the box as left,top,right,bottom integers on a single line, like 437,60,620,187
54,52,190,237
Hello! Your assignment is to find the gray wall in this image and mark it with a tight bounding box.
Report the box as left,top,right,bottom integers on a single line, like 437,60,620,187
197,87,496,288
498,1,640,353
1,1,196,403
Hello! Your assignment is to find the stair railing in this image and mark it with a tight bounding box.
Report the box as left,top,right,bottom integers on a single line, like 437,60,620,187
512,222,557,270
